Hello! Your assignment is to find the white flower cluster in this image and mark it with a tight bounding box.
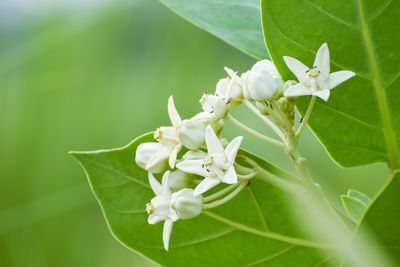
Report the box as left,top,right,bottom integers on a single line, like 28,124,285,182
134,43,355,251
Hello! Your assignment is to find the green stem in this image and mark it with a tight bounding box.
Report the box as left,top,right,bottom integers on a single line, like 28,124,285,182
270,101,292,130
203,182,248,209
243,99,285,140
296,96,316,138
203,184,238,203
227,114,285,148
237,171,257,180
243,156,303,195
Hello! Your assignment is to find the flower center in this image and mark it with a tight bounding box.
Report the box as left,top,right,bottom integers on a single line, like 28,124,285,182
146,202,154,215
154,128,163,141
307,66,320,79
199,93,209,106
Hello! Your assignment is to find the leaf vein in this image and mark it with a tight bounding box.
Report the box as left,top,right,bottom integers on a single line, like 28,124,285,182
357,0,400,169
203,211,332,250
367,0,392,22
79,157,150,189
245,245,295,266
303,0,360,30
171,228,236,248
247,187,269,231
314,102,381,130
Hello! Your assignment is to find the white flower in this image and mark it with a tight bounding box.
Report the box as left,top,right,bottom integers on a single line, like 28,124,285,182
192,93,229,122
176,125,243,196
215,67,243,106
146,171,179,251
242,60,283,101
146,171,202,250
283,43,355,101
135,96,182,172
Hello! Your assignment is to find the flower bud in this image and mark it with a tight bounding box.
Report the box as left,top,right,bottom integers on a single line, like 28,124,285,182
177,120,206,150
242,60,282,101
168,170,194,192
171,188,203,219
182,150,207,160
283,80,298,99
135,142,168,173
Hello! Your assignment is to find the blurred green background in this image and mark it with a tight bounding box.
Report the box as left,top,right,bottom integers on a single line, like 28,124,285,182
0,0,390,266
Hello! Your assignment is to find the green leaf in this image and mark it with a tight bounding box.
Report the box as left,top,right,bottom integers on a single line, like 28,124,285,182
341,195,368,223
160,0,269,59
348,189,371,206
261,0,400,168
350,172,400,265
70,133,334,267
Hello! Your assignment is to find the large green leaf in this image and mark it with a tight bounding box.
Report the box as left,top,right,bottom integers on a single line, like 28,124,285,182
71,133,333,267
350,172,400,265
160,0,269,59
261,0,400,168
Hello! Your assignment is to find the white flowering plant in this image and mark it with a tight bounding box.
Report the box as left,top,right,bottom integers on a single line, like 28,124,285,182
70,0,400,266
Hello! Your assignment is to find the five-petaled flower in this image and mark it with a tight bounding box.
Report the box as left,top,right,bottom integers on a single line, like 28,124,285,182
176,125,243,196
147,171,202,250
136,96,183,172
283,43,355,101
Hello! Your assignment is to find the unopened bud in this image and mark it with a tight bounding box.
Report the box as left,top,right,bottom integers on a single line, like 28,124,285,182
171,188,203,219
242,60,282,101
168,170,194,192
178,120,206,149
135,142,168,173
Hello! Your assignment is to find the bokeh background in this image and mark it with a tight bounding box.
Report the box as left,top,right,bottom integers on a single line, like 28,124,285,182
0,0,390,266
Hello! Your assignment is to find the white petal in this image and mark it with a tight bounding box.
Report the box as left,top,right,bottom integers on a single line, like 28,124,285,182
168,96,182,127
161,171,171,195
283,56,308,83
314,89,330,101
194,177,220,196
176,160,208,177
148,172,162,195
146,149,169,172
224,66,236,78
205,125,224,155
225,136,243,164
327,70,355,89
168,208,180,222
222,166,238,184
191,111,214,122
284,83,311,97
168,144,181,168
163,219,174,251
313,43,330,74
148,214,164,224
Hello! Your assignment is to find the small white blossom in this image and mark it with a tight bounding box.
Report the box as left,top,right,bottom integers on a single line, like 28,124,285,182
135,96,183,172
146,171,179,251
242,60,283,101
192,93,229,122
176,125,243,196
215,67,243,106
146,171,202,250
283,43,355,101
